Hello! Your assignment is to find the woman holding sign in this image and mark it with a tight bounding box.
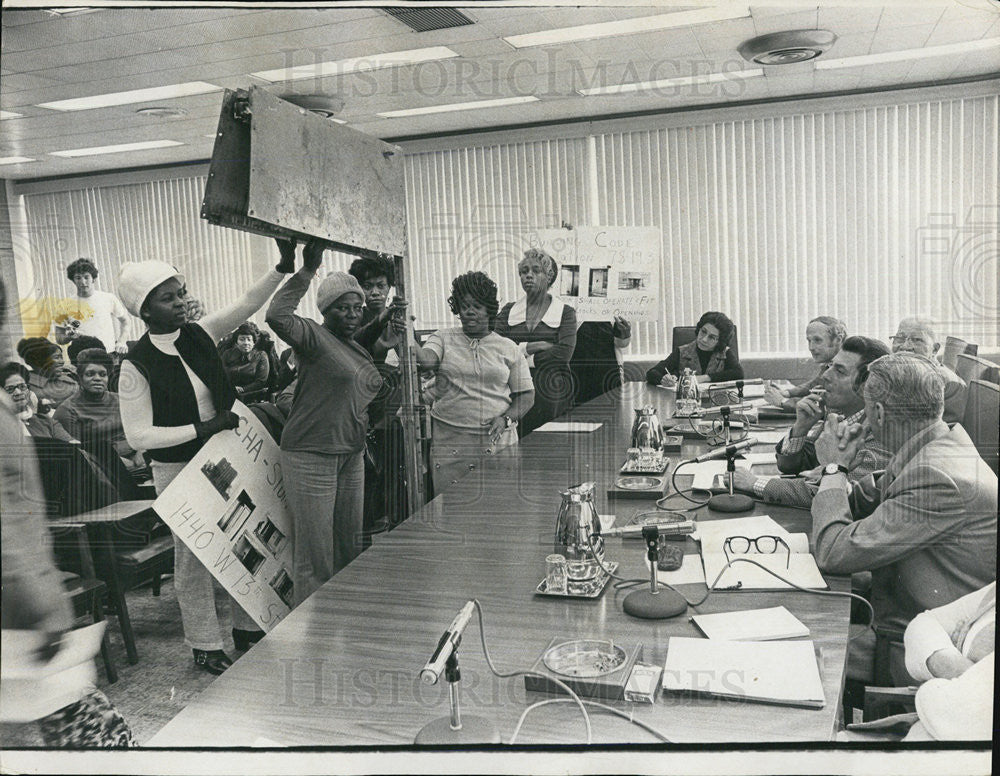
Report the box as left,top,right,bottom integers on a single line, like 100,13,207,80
118,255,291,674
570,315,632,406
495,248,577,435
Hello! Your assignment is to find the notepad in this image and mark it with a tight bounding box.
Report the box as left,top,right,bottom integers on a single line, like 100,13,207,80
661,637,825,709
535,421,603,433
690,606,809,641
696,516,827,590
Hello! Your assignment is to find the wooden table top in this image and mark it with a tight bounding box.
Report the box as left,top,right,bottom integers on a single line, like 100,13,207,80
150,383,850,746
47,499,156,525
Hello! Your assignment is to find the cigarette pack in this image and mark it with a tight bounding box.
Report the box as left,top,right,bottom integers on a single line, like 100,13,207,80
624,662,663,704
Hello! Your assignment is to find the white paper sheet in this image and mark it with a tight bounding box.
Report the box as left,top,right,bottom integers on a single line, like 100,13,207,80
687,460,752,490
750,429,789,444
534,421,603,433
745,452,778,466
691,606,810,641
662,637,825,708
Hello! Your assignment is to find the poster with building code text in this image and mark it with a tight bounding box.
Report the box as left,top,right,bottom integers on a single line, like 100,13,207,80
527,226,661,322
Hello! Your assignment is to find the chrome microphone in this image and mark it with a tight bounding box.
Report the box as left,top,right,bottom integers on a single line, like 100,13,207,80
692,438,755,463
420,601,476,685
710,377,764,390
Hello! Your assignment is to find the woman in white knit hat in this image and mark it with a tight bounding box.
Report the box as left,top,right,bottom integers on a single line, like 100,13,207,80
266,238,399,606
117,250,294,675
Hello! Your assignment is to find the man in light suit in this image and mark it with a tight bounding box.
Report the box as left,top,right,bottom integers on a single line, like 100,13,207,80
809,352,997,685
890,316,967,422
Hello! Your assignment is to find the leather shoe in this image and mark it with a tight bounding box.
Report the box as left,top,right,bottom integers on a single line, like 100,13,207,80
232,628,265,652
193,649,232,675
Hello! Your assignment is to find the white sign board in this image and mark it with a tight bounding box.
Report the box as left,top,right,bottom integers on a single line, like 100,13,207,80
152,402,293,631
527,226,661,322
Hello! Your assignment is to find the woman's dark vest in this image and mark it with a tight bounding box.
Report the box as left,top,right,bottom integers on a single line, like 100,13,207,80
124,324,236,462
677,340,727,377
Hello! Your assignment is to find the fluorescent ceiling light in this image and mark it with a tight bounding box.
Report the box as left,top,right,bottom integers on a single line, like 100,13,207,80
49,139,183,158
0,111,24,120
505,5,750,48
252,46,459,83
0,156,36,165
579,68,764,96
377,95,538,118
37,82,221,112
816,37,1000,69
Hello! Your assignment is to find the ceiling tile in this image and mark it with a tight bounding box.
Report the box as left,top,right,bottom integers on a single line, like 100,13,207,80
869,25,935,55
876,6,946,30
924,19,998,47
816,6,883,36
692,17,757,55
823,31,875,59
751,8,821,37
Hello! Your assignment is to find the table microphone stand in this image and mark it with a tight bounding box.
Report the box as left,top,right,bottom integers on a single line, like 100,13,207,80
708,443,754,513
414,649,500,744
623,526,687,619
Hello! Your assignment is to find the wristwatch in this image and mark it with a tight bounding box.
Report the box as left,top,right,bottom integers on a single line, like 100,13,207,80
502,414,517,429
821,463,848,477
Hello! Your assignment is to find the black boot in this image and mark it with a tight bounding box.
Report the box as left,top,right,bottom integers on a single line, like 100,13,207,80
232,628,265,652
193,649,232,675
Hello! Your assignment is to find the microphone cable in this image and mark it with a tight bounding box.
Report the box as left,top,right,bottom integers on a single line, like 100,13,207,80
469,599,592,744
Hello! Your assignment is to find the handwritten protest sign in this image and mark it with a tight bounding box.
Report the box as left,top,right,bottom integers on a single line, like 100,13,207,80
152,402,293,631
526,227,661,322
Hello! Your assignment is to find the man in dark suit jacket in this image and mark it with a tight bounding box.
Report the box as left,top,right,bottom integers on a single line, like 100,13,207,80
810,352,997,686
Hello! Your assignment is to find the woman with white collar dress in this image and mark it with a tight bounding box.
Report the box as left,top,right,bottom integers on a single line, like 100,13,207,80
117,255,290,675
494,248,577,436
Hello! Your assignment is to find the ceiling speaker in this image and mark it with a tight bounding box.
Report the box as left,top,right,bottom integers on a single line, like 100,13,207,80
737,30,837,65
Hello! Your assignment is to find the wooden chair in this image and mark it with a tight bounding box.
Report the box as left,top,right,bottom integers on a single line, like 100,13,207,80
49,524,118,683
962,379,1000,474
955,353,1000,385
672,325,739,360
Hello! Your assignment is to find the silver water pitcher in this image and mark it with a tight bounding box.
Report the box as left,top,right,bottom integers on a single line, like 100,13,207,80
630,406,664,451
554,482,605,582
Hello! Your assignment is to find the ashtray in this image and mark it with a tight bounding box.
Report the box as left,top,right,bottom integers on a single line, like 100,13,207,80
542,639,628,678
525,638,644,700
615,475,663,490
535,562,618,599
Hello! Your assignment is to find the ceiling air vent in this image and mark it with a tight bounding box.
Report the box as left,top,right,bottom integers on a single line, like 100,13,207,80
737,30,837,65
382,7,474,33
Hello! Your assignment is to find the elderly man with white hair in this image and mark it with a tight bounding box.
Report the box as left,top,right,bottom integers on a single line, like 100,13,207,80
890,316,967,422
809,352,997,686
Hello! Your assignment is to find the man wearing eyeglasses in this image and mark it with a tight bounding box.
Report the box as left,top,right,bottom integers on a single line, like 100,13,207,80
729,336,891,508
890,317,966,423
810,352,997,686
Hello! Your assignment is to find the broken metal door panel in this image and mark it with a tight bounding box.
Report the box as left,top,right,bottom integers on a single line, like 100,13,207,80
246,87,406,256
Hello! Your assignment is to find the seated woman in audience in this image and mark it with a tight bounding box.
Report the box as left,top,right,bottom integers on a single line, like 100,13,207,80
495,248,576,435
16,336,79,407
220,323,271,400
267,238,398,607
899,582,994,741
408,271,534,491
645,311,743,386
53,348,143,470
570,315,631,406
66,335,106,367
1,362,76,442
118,253,289,674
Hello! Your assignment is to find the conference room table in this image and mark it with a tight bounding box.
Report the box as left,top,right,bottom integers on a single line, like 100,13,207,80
150,381,852,746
